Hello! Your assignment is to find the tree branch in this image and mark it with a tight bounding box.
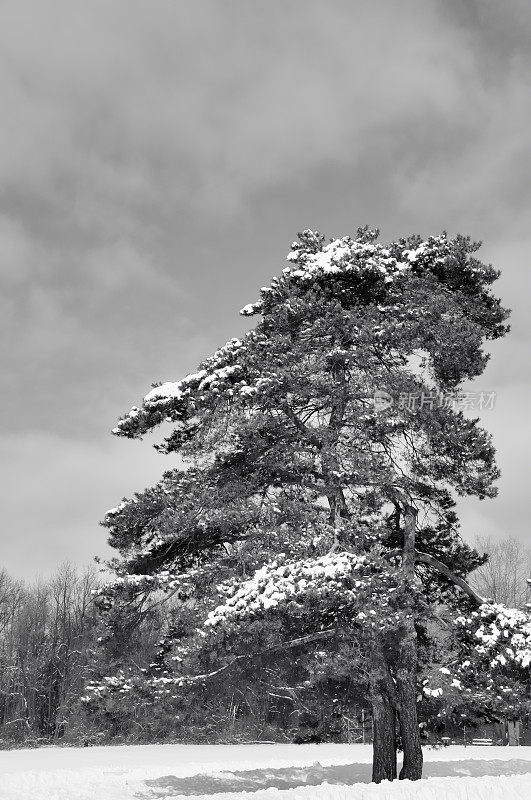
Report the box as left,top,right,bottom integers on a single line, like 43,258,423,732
384,548,486,606
176,629,337,685
402,505,417,581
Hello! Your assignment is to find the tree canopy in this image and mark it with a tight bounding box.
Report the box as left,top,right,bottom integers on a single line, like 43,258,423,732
88,227,526,782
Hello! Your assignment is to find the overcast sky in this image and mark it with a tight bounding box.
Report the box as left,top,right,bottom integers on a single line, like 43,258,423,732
1,0,530,580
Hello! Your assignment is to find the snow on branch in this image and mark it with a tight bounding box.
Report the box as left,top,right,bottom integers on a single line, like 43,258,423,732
456,603,531,669
422,603,531,710
239,230,478,321
205,552,369,628
112,338,246,438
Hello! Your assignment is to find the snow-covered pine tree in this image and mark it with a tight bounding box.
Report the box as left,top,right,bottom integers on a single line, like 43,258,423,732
90,227,511,781
421,600,531,736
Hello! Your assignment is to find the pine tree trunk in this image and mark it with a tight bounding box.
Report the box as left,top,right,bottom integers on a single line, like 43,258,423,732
397,504,423,781
396,618,423,780
371,691,397,783
369,634,397,783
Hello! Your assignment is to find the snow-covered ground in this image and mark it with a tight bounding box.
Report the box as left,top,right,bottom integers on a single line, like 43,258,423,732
0,743,530,800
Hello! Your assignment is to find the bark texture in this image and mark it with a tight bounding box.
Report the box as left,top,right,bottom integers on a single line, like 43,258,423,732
369,635,398,783
396,618,423,779
397,505,423,781
371,691,397,783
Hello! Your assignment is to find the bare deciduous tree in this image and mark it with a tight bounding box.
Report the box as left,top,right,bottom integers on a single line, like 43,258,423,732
469,536,531,608
0,563,99,744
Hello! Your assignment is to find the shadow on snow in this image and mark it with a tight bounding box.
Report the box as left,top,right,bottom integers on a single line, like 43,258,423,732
141,759,531,796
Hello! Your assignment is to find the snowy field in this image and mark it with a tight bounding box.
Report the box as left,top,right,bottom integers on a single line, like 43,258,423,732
0,743,530,800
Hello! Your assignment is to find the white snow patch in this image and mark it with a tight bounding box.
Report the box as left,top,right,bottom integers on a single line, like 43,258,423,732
144,381,185,403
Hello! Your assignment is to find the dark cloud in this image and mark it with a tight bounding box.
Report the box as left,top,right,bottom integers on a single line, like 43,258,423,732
0,0,529,576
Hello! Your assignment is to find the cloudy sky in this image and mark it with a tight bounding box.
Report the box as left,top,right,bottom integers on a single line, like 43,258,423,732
1,0,530,579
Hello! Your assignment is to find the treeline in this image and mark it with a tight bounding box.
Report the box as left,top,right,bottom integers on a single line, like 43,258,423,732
0,564,98,746
0,535,529,747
